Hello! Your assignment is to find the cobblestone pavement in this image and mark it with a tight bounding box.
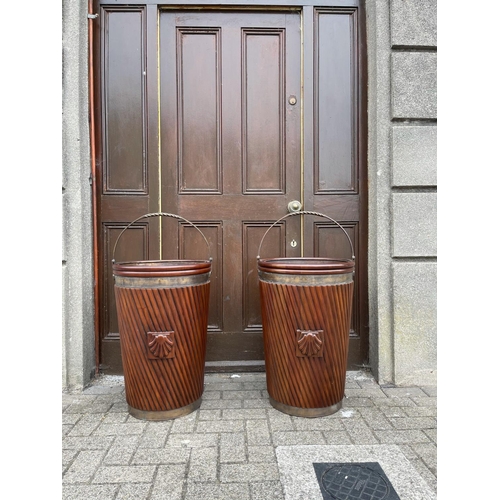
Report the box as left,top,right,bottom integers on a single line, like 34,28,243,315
62,371,437,500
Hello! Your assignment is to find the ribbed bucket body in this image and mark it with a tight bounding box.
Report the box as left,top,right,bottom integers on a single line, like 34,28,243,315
258,258,354,417
113,260,211,420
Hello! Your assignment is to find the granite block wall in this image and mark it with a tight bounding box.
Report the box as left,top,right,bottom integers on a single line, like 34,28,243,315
368,0,437,385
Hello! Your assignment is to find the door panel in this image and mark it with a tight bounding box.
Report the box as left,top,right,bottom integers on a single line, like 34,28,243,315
96,6,161,372
95,4,368,374
159,11,302,370
304,7,367,366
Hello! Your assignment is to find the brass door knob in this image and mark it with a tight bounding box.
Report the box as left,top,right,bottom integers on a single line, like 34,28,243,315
287,200,302,213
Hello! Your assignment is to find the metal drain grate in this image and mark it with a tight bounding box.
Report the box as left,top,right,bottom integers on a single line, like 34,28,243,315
313,462,401,500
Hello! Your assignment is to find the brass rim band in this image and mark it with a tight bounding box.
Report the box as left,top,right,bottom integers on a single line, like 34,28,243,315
258,270,352,285
114,273,211,289
269,396,343,418
127,397,202,421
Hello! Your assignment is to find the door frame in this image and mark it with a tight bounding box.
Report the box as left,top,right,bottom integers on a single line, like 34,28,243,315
89,0,368,373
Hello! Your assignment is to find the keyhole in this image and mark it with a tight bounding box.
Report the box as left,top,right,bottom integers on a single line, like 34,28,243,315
291,239,297,248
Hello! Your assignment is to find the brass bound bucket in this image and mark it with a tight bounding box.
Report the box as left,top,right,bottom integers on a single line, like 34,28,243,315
112,213,211,420
257,211,355,418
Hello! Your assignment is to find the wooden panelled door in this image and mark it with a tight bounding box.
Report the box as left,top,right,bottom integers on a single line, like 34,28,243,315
93,3,368,374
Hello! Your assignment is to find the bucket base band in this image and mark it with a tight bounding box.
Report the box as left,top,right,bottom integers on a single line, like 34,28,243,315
127,397,202,421
269,396,343,418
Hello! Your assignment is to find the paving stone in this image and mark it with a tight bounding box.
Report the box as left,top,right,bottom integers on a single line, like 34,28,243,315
116,483,152,500
342,419,380,445
170,413,197,433
109,402,130,413
322,430,353,445
411,396,437,407
103,446,135,466
204,382,245,391
388,416,436,430
272,431,326,446
382,387,429,398
403,406,437,418
332,408,360,419
374,429,432,444
345,387,388,398
63,450,107,483
201,391,222,400
113,435,142,447
201,399,243,410
137,432,168,449
189,447,218,481
83,385,125,395
144,420,174,433
344,380,362,389
149,465,188,500
132,447,191,465
149,482,185,500
222,408,268,420
378,406,408,418
423,428,437,444
291,416,344,431
94,422,148,436
63,425,73,437
154,463,189,484
63,394,97,406
421,386,437,397
373,397,417,407
62,372,438,499
342,397,374,407
243,399,272,409
67,414,104,437
223,390,263,400
268,411,294,431
247,445,276,463
62,484,119,500
356,408,394,430
63,436,114,451
65,402,113,414
220,433,247,463
246,420,272,445
197,419,245,433
242,381,267,391
411,443,437,474
250,481,285,500
93,465,156,484
63,413,82,425
395,444,419,461
220,463,280,482
410,458,437,491
185,482,250,500
101,412,129,424
167,433,219,448
62,449,79,468
198,409,222,420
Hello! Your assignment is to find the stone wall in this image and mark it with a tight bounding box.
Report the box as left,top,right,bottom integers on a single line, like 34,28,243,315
62,0,95,390
367,0,437,385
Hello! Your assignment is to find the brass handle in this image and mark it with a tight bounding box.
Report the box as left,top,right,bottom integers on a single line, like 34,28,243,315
257,210,355,261
287,200,302,213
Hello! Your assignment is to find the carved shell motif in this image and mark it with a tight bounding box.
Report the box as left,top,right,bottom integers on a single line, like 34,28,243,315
297,330,323,357
147,331,175,358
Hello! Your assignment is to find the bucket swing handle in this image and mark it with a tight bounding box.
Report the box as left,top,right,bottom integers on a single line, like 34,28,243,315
112,212,212,263
256,210,355,261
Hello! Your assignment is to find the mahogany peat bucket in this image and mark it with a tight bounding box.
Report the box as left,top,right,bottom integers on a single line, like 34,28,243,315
257,211,355,418
112,213,211,421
